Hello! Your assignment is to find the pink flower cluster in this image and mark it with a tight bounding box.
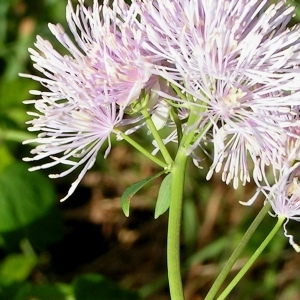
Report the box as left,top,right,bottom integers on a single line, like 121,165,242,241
21,0,161,200
22,0,300,245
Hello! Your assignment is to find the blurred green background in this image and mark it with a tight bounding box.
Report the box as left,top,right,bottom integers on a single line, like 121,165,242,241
1,0,300,299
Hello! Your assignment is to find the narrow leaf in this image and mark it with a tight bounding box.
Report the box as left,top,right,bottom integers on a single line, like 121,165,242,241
155,173,172,219
121,170,165,217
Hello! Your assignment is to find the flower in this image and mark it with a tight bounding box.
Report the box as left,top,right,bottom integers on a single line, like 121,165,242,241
136,0,300,190
245,130,300,251
264,160,300,252
24,0,158,107
23,101,123,201
21,0,160,200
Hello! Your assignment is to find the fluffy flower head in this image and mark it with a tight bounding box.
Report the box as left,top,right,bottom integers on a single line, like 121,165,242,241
21,0,159,200
136,0,300,190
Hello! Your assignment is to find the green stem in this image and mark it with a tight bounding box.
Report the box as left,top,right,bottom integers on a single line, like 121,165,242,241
204,202,271,300
166,107,205,299
217,215,285,300
141,108,174,165
115,130,167,169
170,83,188,101
168,146,189,300
180,111,199,148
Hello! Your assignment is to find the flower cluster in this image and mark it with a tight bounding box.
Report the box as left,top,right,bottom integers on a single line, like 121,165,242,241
21,0,161,200
136,0,300,185
22,0,300,245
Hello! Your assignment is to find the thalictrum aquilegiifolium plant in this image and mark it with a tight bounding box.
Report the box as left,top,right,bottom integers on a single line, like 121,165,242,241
20,0,300,299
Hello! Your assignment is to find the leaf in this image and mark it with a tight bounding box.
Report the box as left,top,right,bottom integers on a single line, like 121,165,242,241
0,281,29,300
0,145,14,173
0,253,38,282
154,173,172,219
16,283,72,300
0,281,72,300
121,170,165,217
73,274,139,300
0,78,38,110
0,162,63,250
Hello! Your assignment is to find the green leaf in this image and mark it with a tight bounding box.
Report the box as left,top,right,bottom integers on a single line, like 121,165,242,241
73,274,139,300
0,144,14,173
16,283,73,300
0,253,38,282
0,128,36,144
0,162,63,250
121,170,165,217
0,281,28,300
0,78,38,110
154,174,172,219
0,281,73,300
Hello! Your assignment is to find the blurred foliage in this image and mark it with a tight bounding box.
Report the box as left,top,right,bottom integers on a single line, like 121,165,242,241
0,162,63,251
0,0,300,299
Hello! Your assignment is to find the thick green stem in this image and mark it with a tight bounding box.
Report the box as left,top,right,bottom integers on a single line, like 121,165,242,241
204,202,271,300
166,105,206,299
167,147,189,300
217,216,285,300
